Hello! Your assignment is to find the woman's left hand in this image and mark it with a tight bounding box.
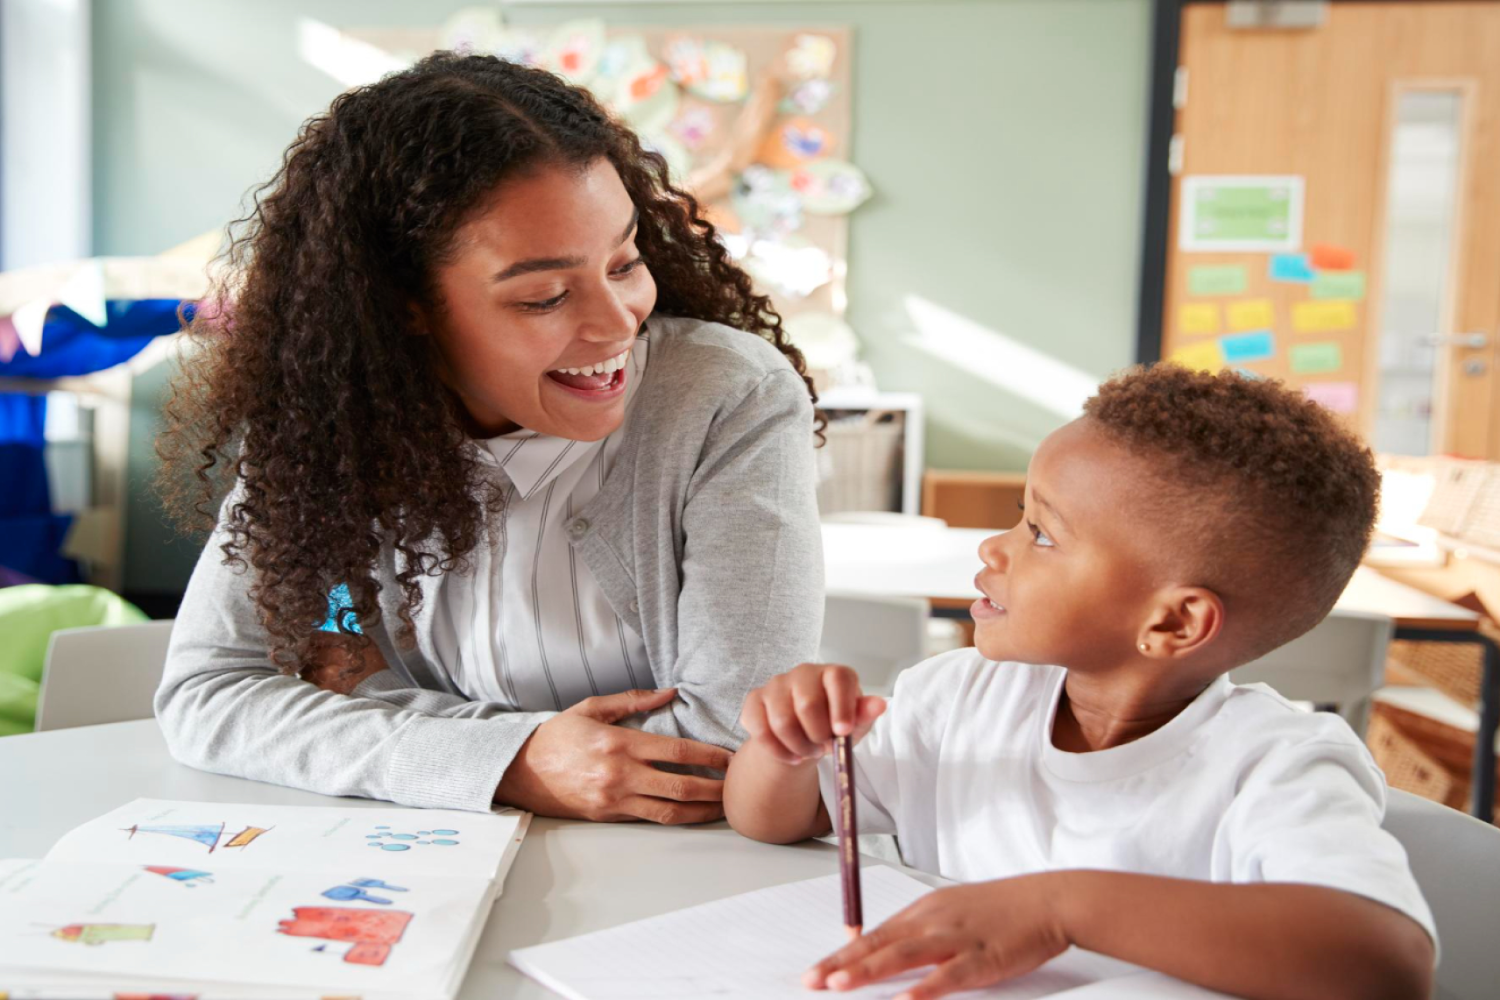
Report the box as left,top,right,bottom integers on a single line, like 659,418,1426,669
803,875,1070,999
301,634,390,694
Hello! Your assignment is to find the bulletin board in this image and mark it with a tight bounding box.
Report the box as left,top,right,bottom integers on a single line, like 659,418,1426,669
343,15,870,323
1164,206,1368,420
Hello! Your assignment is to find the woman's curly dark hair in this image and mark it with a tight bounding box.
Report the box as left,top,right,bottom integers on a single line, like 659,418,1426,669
158,52,818,674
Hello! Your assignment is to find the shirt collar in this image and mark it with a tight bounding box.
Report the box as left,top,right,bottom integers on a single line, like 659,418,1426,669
480,332,651,500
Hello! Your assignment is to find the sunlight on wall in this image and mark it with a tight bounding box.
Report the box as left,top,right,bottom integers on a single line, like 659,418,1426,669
297,19,405,88
902,295,1095,420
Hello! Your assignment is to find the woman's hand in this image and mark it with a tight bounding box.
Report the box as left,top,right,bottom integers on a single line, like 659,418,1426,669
804,875,1070,999
495,688,734,825
738,663,886,765
301,634,390,694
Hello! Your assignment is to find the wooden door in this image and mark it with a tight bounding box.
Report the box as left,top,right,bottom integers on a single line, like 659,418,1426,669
1160,2,1500,459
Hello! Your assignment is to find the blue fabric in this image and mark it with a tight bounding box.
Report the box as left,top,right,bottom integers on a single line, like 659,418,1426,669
0,298,189,584
0,299,189,379
0,513,78,584
320,582,363,634
0,394,74,581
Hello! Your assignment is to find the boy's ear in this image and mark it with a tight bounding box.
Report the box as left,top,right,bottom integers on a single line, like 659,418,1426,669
1138,586,1224,659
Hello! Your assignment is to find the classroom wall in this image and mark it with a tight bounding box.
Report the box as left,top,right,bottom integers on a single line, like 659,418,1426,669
96,0,1150,595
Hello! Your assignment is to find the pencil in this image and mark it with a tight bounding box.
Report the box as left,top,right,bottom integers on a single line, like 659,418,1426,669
833,733,863,939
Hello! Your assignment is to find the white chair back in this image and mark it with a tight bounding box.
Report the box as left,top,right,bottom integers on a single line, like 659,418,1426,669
1229,609,1392,735
821,511,948,529
1384,788,1500,1000
820,592,929,694
36,620,175,731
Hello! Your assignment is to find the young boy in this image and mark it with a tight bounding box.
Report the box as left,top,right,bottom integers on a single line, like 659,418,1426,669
725,366,1436,1000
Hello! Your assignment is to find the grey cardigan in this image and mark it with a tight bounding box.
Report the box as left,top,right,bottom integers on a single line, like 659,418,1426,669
155,316,825,812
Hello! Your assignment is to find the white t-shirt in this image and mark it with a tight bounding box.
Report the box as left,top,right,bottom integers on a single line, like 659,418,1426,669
818,649,1436,942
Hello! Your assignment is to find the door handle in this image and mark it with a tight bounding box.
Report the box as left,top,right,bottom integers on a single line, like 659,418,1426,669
1418,332,1490,350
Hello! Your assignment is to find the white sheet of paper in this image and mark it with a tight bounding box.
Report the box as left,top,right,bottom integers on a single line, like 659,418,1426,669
45,798,523,881
508,866,1143,999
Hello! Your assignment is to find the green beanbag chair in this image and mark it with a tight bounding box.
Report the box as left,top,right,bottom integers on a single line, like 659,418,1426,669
0,584,148,735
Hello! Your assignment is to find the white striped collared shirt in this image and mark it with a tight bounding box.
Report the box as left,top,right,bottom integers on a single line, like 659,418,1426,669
430,333,651,710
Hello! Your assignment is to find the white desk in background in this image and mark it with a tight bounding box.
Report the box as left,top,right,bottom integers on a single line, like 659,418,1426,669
0,721,1231,999
821,522,1497,822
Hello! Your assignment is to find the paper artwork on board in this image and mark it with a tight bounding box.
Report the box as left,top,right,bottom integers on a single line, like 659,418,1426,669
1178,303,1219,336
1169,340,1223,373
1292,300,1357,334
1269,253,1315,282
1290,341,1343,374
786,33,838,79
789,160,870,215
1303,381,1359,414
1309,244,1356,270
1219,331,1275,363
1186,264,1247,297
1311,271,1366,301
1227,299,1274,331
756,117,836,168
1179,175,1303,252
663,35,749,102
781,78,834,115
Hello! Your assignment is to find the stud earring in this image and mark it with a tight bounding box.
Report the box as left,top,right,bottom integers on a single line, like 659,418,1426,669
1138,643,1149,653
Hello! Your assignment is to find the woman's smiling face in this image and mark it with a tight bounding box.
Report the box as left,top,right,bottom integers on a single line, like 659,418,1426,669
424,157,658,441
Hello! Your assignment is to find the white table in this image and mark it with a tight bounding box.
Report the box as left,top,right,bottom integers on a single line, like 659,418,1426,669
1,720,1238,999
821,522,1497,821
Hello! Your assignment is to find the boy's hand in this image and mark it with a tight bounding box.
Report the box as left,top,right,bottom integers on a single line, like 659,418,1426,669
738,663,886,765
804,875,1070,999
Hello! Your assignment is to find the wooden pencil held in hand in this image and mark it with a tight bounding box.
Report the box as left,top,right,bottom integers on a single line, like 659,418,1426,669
834,733,864,938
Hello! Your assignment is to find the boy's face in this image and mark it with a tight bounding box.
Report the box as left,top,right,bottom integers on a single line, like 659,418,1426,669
971,419,1164,670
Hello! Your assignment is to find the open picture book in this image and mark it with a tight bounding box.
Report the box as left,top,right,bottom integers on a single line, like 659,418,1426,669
0,798,529,1000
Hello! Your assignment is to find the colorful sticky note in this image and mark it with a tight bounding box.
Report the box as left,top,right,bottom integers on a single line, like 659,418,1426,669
1310,244,1356,270
1220,331,1275,363
1292,300,1357,333
1290,341,1343,374
1269,253,1314,282
1188,265,1248,297
1303,381,1359,415
1227,299,1274,331
1179,303,1219,336
1168,339,1224,373
1311,271,1366,301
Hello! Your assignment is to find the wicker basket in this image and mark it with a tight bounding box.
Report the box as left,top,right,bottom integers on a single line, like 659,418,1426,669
1370,701,1499,820
816,411,905,515
1366,711,1456,806
1387,639,1482,706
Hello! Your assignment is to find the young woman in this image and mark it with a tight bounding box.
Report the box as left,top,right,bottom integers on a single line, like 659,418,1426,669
156,53,824,821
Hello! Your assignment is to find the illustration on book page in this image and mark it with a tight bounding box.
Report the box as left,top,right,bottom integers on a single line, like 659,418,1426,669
277,906,413,967
121,823,271,854
49,922,155,946
142,865,214,887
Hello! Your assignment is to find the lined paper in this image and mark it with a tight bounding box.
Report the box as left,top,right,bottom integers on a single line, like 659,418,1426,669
509,866,1141,999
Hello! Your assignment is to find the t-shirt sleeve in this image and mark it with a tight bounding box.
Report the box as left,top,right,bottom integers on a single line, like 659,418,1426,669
1215,735,1438,946
815,653,963,843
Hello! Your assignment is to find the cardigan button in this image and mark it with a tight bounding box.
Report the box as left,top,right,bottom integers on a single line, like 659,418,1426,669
567,518,590,540
629,599,640,614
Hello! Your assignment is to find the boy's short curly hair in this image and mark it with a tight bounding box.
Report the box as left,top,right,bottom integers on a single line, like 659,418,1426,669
1083,365,1380,662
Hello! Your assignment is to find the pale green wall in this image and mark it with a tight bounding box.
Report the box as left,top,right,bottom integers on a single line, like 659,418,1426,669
96,0,1150,593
